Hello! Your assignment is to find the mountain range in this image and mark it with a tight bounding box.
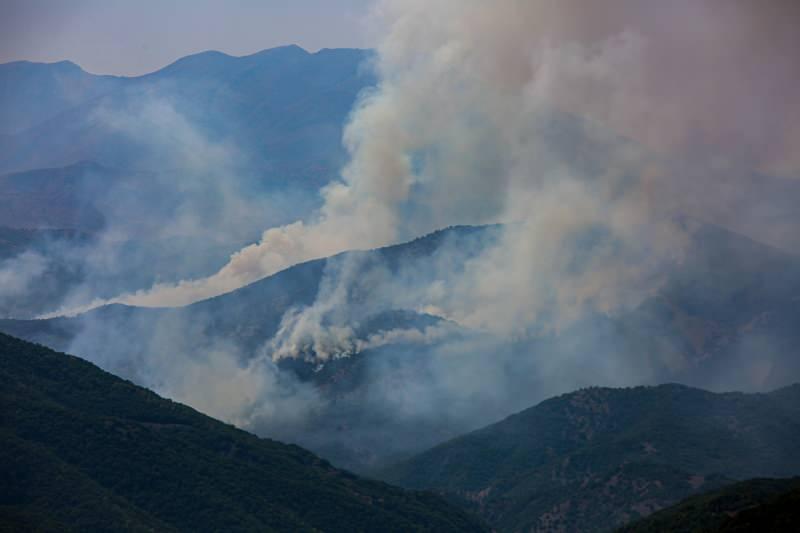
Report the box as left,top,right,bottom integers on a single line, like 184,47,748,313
3,44,800,532
3,219,800,473
0,46,375,319
0,46,373,181
3,329,798,532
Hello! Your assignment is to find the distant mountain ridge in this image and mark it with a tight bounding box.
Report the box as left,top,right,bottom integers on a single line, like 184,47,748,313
380,383,800,533
0,46,374,178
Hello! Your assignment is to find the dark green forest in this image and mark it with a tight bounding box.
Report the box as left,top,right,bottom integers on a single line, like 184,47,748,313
381,384,800,532
619,477,800,532
0,333,487,532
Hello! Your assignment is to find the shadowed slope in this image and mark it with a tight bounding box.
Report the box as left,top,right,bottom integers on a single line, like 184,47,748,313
618,477,800,532
0,332,487,532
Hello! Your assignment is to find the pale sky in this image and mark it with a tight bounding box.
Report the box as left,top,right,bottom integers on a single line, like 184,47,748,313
0,0,376,76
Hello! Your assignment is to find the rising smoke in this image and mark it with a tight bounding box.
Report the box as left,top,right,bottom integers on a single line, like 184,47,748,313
72,0,800,315
27,0,800,469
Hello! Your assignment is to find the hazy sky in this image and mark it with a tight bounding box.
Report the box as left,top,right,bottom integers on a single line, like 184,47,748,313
0,0,376,76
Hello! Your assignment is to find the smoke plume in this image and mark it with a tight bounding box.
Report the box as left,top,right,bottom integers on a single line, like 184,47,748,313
73,0,799,319
26,0,800,469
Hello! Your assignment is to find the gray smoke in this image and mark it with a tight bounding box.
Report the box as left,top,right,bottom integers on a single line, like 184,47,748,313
86,0,800,315
20,0,800,469
0,251,47,303
36,93,317,318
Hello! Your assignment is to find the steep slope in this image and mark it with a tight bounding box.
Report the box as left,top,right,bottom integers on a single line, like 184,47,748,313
1,432,175,532
0,224,495,354
0,332,487,532
380,384,800,533
618,477,800,532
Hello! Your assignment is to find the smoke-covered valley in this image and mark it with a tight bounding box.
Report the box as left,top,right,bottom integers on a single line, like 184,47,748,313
2,0,800,473
5,218,800,470
0,45,373,318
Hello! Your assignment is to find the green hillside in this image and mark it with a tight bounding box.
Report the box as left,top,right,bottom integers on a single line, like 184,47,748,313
380,384,800,532
0,332,487,532
619,477,800,532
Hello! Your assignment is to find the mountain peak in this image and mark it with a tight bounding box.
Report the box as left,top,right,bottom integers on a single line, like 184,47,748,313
144,44,312,79
248,44,310,57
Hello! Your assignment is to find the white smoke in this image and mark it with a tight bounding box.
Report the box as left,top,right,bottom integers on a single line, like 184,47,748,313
259,0,800,362
25,1,799,469
51,0,800,370
71,0,798,322
0,251,48,301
